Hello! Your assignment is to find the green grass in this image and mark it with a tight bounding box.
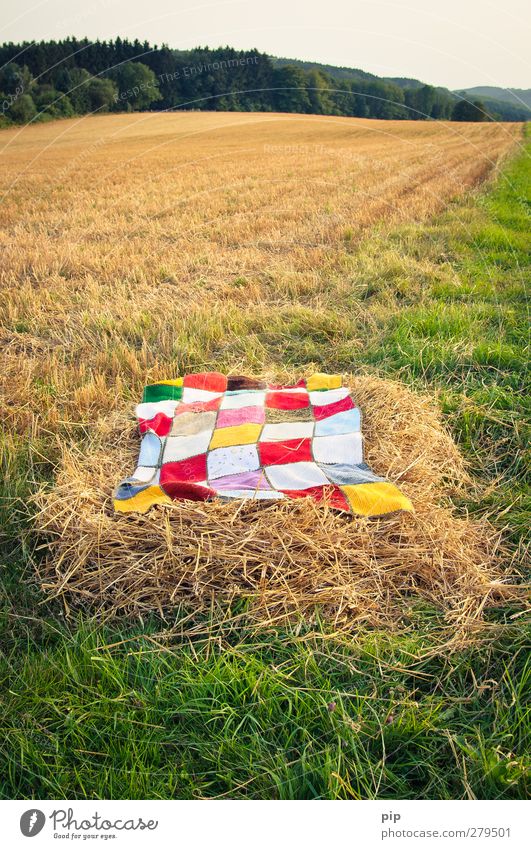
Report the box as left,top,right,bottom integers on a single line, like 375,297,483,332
1,623,529,799
1,129,529,800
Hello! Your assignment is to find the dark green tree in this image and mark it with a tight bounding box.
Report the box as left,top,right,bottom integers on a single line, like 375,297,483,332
272,66,312,113
452,99,487,121
87,77,118,112
0,62,33,96
109,61,162,110
4,93,36,123
33,85,75,118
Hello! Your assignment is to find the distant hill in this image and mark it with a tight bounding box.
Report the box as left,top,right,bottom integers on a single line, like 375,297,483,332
272,56,530,121
455,87,531,112
270,56,377,82
270,56,428,89
454,91,530,121
386,77,425,89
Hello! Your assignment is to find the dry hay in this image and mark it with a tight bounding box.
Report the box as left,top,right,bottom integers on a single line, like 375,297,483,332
33,375,518,632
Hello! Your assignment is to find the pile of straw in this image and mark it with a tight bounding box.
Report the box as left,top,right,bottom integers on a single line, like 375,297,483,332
34,376,515,630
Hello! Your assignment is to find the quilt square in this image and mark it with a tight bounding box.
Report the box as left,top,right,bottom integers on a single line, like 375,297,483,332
265,390,310,410
171,410,217,437
227,376,267,391
142,379,183,404
312,433,363,465
264,461,329,490
259,437,313,466
220,390,266,410
313,395,355,420
306,373,342,391
136,399,180,422
217,406,265,428
161,453,208,485
137,432,163,467
174,397,222,415
207,444,260,480
183,371,227,392
314,408,360,436
265,405,312,424
209,469,272,491
280,484,350,511
260,421,314,442
139,411,173,437
182,386,224,403
130,465,160,483
115,372,413,518
318,462,384,486
163,429,213,463
216,489,284,500
341,482,412,517
209,423,262,450
309,387,351,407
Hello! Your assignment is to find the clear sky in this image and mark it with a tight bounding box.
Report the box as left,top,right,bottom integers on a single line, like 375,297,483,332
1,0,529,90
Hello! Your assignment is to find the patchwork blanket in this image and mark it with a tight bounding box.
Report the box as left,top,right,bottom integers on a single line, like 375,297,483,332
114,372,413,517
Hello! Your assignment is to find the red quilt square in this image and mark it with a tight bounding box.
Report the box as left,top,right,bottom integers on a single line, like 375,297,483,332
183,372,227,392
313,395,355,420
160,453,207,485
280,485,350,511
162,480,215,502
139,412,172,437
259,438,313,466
265,391,309,410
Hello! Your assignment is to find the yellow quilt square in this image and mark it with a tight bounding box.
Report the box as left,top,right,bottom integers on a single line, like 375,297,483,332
209,423,262,450
341,482,413,517
306,373,342,392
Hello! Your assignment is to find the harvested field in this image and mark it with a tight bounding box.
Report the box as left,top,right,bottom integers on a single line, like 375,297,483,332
0,114,521,424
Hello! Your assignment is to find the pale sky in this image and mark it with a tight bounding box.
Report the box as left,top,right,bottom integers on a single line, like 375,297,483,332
1,0,529,90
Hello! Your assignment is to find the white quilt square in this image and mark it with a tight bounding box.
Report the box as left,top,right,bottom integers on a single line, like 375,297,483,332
312,433,363,464
181,387,223,403
162,430,212,462
264,461,329,490
314,408,360,436
207,444,260,480
220,391,266,410
135,399,180,421
309,387,350,406
215,489,285,500
260,421,314,442
131,466,160,483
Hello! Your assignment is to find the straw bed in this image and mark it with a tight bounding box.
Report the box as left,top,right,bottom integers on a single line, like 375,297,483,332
34,376,515,630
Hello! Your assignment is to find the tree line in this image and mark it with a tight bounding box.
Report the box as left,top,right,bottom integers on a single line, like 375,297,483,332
0,38,512,126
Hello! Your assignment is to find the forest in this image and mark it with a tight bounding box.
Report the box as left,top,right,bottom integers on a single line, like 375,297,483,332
0,38,527,126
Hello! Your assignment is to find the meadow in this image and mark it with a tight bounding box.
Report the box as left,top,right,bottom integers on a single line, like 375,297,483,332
0,113,529,799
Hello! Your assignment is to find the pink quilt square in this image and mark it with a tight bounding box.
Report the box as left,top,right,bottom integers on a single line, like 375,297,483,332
216,406,265,429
